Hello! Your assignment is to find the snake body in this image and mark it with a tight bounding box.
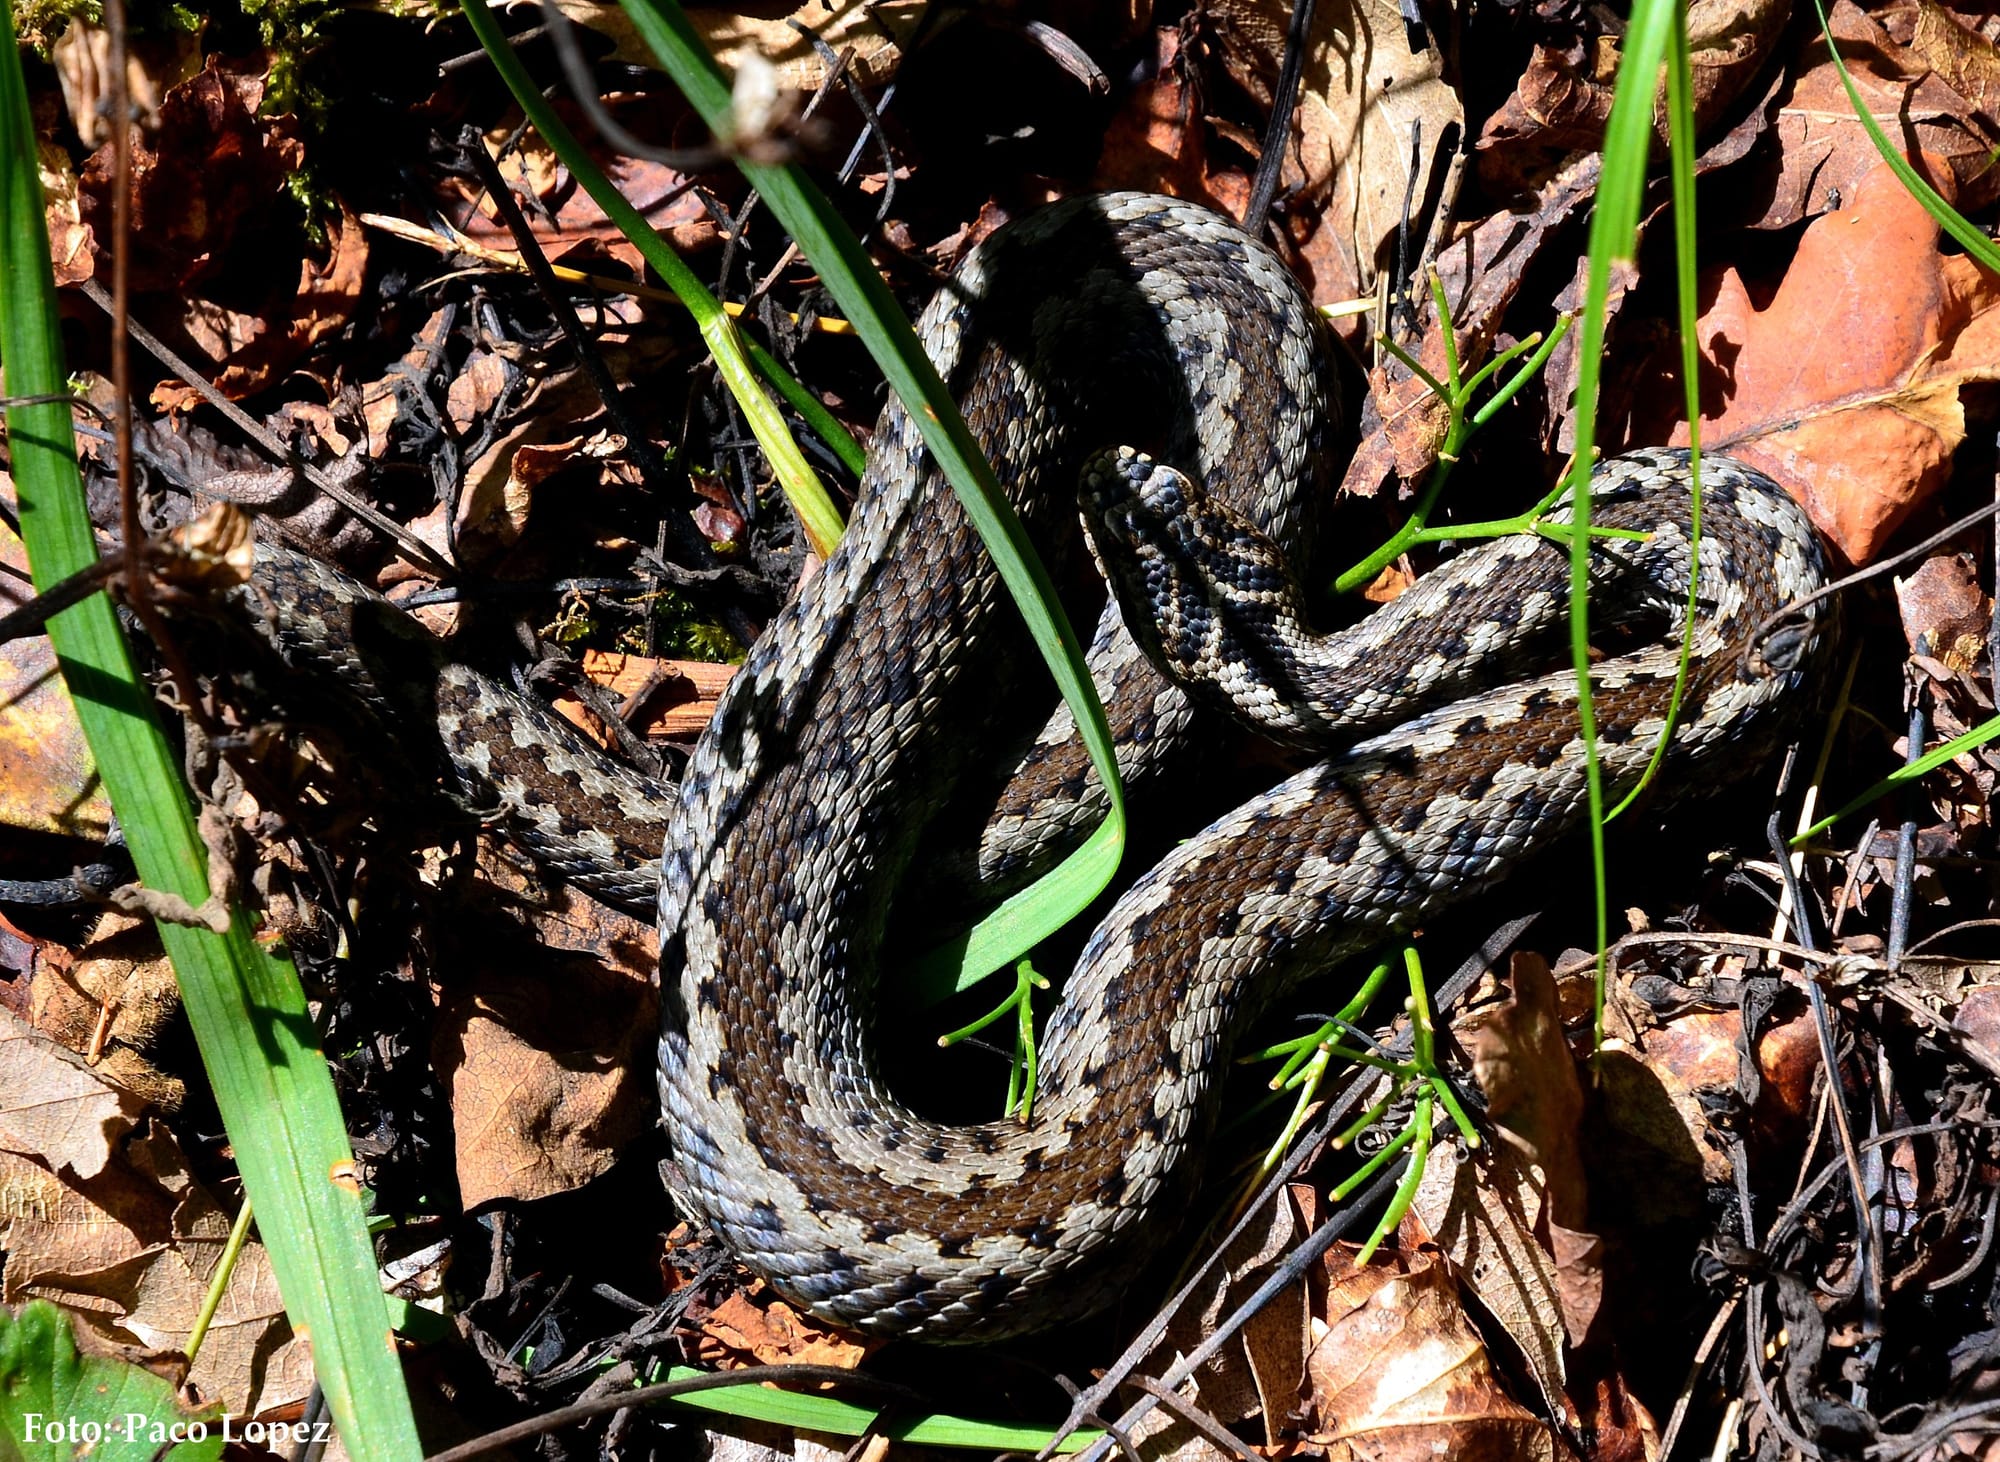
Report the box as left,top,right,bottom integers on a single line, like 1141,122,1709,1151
200,195,1835,1344
652,197,1837,1340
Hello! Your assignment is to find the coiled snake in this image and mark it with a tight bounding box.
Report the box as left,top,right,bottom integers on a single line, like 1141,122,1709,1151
213,195,1837,1344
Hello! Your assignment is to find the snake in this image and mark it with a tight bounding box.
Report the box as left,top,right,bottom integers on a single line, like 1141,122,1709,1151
196,194,1838,1344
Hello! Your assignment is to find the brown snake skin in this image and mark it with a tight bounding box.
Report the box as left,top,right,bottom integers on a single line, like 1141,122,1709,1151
651,196,1838,1340
206,195,1835,1343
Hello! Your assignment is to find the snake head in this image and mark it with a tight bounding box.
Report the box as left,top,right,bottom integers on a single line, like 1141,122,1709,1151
1079,445,1318,740
1080,446,1218,682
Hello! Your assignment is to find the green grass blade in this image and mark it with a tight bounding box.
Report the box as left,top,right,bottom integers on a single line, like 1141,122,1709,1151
1795,711,2000,843
1562,0,1682,1028
1811,0,2000,273
0,22,420,1461
1603,0,1704,972
458,0,853,553
655,1368,1100,1452
611,0,1128,995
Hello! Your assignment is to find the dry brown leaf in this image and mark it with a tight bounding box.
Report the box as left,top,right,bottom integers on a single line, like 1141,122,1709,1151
1198,0,1461,316
446,351,512,434
0,1006,144,1180
78,54,306,295
449,119,715,275
1458,953,1585,1226
544,0,923,90
1306,1248,1557,1461
50,18,200,141
1744,1,2000,231
0,502,112,839
362,306,457,456
1477,0,1787,184
29,910,186,1112
38,140,94,287
1406,1141,1568,1400
1096,27,1250,216
1585,1043,1716,1228
0,1085,309,1415
1409,952,1601,1368
452,372,599,558
1896,554,1991,671
1955,984,2000,1067
432,894,656,1207
695,1290,868,1372
1655,159,2000,562
1904,0,2000,125
202,201,370,399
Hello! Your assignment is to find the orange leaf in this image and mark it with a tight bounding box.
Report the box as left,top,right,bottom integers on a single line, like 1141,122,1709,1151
1671,160,2000,562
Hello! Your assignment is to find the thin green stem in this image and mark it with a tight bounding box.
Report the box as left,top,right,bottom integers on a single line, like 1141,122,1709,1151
183,1197,255,1366
1606,0,1705,839
1334,311,1576,596
1796,712,2000,843
1332,1080,1408,1151
1810,0,2000,273
1355,1095,1433,1265
458,0,850,555
1330,1111,1423,1202
1565,0,1683,1043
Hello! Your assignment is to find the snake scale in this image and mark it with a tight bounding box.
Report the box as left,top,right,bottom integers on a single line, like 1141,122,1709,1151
205,195,1837,1343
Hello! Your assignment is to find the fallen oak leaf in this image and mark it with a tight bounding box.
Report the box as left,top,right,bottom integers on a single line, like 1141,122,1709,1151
1193,0,1462,325
1405,1142,1569,1405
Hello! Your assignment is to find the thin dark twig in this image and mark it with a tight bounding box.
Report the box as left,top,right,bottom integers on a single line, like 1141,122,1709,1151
1907,917,2000,956
454,126,709,574
1764,1123,1969,1256
1747,494,2000,667
1128,1376,1263,1462
1876,1398,2000,1462
1048,1376,1141,1462
421,1365,926,1462
286,1387,330,1462
0,394,109,419
1927,1183,2000,1291
1655,1291,1743,1462
1392,120,1423,337
75,280,453,576
440,23,549,73
536,0,728,170
1074,1161,1413,1462
105,0,139,619
93,0,221,815
1241,0,1318,236
1766,781,1885,1353
786,19,898,222
1741,1287,1823,1460
1020,19,1110,93
1887,691,1927,966
0,863,126,908
0,553,128,645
